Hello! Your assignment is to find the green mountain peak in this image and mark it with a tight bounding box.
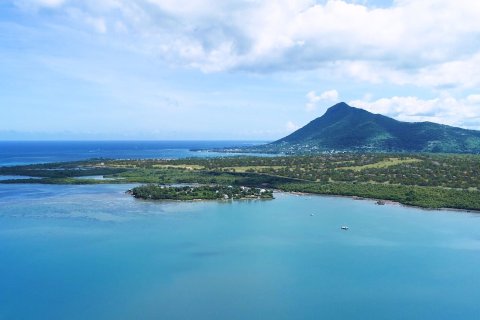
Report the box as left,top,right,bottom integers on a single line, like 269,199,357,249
273,102,480,153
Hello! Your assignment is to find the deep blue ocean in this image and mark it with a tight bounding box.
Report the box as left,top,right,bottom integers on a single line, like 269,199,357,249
1,141,480,319
0,140,268,166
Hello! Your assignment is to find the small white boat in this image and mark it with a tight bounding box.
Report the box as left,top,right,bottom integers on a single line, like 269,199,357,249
341,226,349,230
310,213,315,216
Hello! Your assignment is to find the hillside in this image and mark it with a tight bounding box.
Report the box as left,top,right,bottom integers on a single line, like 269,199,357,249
271,102,480,153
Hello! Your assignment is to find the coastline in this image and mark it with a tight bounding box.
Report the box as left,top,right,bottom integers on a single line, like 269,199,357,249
279,190,480,215
2,179,477,213
2,153,479,213
129,185,274,202
132,185,480,214
131,197,274,203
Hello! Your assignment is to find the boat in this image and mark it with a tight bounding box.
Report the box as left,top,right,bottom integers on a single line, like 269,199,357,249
341,226,349,230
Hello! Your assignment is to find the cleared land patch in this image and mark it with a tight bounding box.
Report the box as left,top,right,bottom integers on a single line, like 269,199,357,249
338,157,422,171
221,166,286,172
152,164,205,170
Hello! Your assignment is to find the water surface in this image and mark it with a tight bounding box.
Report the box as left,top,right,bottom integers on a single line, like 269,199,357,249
0,141,269,166
1,184,479,319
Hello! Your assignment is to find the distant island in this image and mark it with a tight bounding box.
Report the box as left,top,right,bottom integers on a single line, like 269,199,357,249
216,102,480,154
129,185,274,201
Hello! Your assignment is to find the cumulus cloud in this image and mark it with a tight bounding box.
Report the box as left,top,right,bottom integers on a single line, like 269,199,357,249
306,89,339,111
349,94,480,129
335,53,480,89
12,0,480,88
286,120,300,132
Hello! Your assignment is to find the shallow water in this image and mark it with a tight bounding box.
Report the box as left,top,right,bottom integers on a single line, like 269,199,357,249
1,184,479,319
0,175,40,180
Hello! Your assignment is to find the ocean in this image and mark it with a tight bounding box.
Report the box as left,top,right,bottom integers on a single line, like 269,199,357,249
0,141,479,319
0,140,268,166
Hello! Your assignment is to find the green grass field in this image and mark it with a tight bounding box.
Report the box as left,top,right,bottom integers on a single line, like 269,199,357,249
338,157,422,171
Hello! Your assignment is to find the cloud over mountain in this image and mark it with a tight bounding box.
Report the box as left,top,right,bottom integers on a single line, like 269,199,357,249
3,0,480,139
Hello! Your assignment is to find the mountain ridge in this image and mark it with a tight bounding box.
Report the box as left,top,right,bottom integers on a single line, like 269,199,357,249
270,102,480,153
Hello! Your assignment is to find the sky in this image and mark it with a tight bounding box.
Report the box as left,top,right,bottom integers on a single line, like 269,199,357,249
1,0,480,140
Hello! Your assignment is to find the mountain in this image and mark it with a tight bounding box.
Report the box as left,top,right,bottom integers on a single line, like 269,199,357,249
271,102,480,153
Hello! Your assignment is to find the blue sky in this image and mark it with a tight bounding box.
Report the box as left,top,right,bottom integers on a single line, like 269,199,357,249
1,0,479,140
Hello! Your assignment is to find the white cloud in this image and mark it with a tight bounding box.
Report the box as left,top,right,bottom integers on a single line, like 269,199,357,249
286,120,300,132
306,91,321,112
84,16,107,33
349,94,480,129
335,53,480,89
40,0,64,6
306,89,339,111
13,0,480,88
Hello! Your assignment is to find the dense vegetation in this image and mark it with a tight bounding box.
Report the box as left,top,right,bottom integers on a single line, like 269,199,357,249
131,185,273,200
279,183,480,210
1,153,479,210
0,160,126,179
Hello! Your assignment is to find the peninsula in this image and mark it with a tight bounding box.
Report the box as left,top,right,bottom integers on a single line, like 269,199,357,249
1,153,479,211
129,185,273,201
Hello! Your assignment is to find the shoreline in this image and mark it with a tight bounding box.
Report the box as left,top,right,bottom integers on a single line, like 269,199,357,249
130,196,274,203
128,185,274,202
2,152,479,213
279,190,480,215
1,180,478,213
132,185,480,214
137,188,480,214
1,180,477,213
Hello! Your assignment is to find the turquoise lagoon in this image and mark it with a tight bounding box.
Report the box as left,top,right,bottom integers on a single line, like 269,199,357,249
1,184,480,319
